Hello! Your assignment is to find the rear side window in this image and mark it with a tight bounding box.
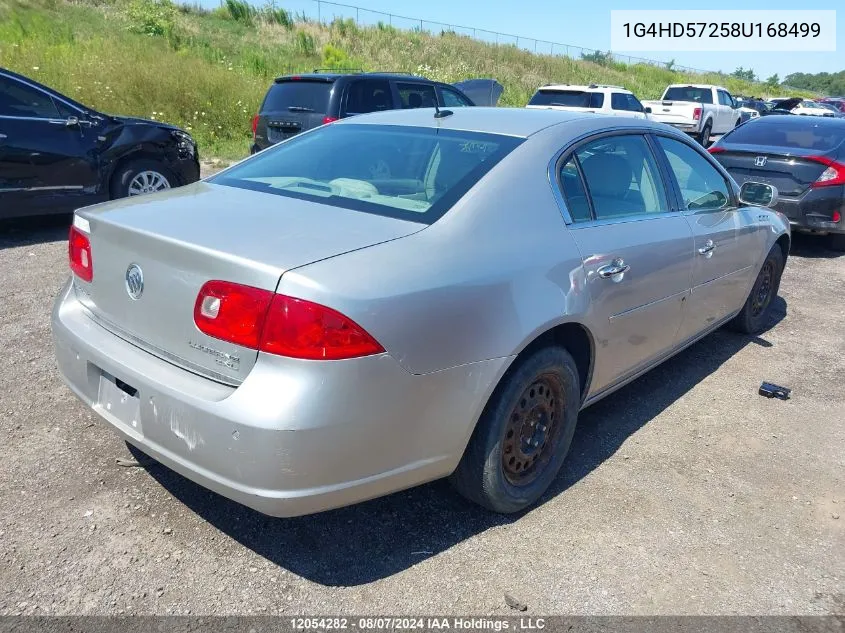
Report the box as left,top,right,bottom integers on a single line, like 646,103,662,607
343,79,393,115
529,90,604,108
0,77,60,118
567,135,669,220
210,124,522,224
723,120,845,151
558,156,592,222
439,87,473,108
397,82,437,109
663,87,713,104
657,136,731,211
262,81,332,114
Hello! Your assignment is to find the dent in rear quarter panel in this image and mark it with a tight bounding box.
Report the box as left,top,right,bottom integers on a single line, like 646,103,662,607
277,127,590,376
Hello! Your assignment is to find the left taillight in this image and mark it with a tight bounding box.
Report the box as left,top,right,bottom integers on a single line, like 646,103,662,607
251,114,259,137
193,281,384,361
68,225,93,282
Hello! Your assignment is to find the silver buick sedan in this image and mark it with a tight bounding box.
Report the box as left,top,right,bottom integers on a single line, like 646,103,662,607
52,107,789,516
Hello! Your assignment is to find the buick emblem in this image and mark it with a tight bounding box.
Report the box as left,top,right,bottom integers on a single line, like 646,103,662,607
125,264,144,300
755,156,768,167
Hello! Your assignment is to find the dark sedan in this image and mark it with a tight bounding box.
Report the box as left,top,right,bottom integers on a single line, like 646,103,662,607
709,116,845,250
1,68,200,219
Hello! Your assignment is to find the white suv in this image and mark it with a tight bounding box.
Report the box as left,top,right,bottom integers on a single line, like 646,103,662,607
526,84,650,119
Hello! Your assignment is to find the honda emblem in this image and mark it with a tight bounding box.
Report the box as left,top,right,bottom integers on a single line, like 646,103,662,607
755,156,768,167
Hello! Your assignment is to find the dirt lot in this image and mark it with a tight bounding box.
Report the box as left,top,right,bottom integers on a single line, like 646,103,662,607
0,213,843,616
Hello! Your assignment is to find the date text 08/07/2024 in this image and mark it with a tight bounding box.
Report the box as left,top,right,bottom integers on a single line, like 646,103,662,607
289,618,548,631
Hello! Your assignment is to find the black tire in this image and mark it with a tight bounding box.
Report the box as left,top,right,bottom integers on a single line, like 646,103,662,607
449,346,580,513
697,121,712,146
829,233,845,252
110,159,176,200
728,245,785,334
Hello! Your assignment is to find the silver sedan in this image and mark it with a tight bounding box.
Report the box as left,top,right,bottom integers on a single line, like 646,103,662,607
52,107,789,516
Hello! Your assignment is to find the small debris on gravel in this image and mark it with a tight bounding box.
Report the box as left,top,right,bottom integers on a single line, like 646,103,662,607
504,593,528,611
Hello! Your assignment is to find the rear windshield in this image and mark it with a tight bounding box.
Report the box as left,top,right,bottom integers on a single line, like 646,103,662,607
724,119,845,152
262,80,332,113
663,87,713,104
210,124,523,224
528,90,604,108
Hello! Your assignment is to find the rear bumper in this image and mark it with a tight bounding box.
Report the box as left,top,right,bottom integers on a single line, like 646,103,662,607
51,280,506,516
773,186,845,235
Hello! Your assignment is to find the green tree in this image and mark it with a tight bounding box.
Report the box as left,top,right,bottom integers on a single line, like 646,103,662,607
765,74,779,87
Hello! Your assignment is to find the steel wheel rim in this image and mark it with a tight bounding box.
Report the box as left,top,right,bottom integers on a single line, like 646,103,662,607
502,373,565,486
751,261,774,317
128,171,170,196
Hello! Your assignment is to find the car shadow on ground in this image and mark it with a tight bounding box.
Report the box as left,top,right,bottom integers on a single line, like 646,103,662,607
0,215,71,249
138,297,786,587
788,232,845,259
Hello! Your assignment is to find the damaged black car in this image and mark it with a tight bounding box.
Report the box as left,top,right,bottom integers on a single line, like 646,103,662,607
0,67,200,219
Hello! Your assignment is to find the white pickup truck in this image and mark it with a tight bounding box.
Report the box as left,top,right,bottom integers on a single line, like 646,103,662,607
642,84,742,145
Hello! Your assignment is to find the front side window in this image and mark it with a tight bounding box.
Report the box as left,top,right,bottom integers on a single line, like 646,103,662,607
210,124,522,224
611,93,644,112
343,79,393,115
656,136,732,211
573,135,669,220
397,83,437,109
0,78,60,118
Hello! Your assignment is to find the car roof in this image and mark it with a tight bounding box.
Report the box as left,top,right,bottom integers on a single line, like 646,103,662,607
743,114,845,129
334,106,667,138
537,84,629,92
666,84,727,91
274,72,430,83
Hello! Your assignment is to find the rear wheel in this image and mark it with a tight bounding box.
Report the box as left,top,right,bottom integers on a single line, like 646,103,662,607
697,121,712,146
729,245,785,334
110,159,175,200
829,232,845,252
449,346,580,513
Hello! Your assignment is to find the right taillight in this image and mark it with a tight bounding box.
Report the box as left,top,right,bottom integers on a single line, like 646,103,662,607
322,115,339,125
193,281,384,361
68,225,93,282
251,114,259,136
693,107,702,121
808,155,845,188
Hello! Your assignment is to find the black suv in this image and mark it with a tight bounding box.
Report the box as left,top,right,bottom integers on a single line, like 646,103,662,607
0,68,200,219
251,72,501,153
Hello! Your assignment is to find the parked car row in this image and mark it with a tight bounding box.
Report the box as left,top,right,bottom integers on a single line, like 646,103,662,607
2,60,840,517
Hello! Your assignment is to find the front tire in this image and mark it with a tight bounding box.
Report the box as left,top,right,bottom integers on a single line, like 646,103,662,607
729,245,785,334
110,159,176,200
449,346,580,513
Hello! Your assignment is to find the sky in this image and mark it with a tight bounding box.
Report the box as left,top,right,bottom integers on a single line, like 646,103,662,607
197,0,843,81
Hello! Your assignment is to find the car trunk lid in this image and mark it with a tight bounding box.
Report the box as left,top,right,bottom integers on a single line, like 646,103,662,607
72,182,422,384
712,145,834,196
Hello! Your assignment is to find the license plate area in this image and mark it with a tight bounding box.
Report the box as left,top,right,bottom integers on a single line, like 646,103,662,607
96,371,142,437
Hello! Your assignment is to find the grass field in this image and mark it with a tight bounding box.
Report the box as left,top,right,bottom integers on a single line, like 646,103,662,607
0,0,811,159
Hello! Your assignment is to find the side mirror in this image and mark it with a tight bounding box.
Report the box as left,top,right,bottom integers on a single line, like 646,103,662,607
65,116,80,128
739,181,778,208
644,106,652,114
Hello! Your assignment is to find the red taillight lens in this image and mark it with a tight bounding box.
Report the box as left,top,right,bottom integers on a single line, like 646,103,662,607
708,146,725,154
251,114,259,136
194,281,273,349
68,225,93,282
261,295,384,360
322,115,339,125
833,210,842,223
193,281,384,360
693,107,702,121
808,155,845,188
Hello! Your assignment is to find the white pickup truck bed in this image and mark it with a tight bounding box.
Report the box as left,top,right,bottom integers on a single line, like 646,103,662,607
643,84,741,144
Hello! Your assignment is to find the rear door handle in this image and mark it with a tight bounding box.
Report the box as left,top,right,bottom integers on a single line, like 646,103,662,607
597,258,630,279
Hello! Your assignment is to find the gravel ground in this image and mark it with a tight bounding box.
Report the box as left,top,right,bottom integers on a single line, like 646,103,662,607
0,208,843,616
